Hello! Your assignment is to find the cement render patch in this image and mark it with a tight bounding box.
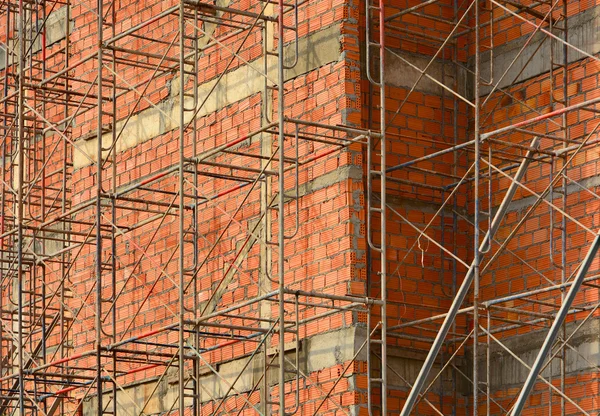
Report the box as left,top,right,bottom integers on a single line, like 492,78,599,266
73,24,342,169
0,7,70,70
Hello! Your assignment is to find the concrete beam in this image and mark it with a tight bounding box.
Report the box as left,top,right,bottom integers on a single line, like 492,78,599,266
472,319,600,389
475,5,600,96
499,173,600,215
385,48,468,97
82,327,366,415
73,24,342,169
382,345,468,395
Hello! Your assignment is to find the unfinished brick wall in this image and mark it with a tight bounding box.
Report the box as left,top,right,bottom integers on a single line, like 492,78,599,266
473,13,600,415
355,0,474,413
2,0,600,414
62,0,373,413
355,0,600,414
469,0,599,414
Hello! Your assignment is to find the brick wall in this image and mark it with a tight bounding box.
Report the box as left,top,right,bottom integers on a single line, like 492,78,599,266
2,0,600,414
357,0,600,414
65,0,370,413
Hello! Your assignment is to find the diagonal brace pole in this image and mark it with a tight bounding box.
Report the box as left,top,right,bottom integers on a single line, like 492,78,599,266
509,233,600,416
399,137,539,415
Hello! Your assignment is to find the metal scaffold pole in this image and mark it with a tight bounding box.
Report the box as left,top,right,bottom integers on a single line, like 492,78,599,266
509,234,600,416
277,0,287,413
96,0,104,411
178,1,187,414
365,0,387,413
16,0,25,413
1,0,600,415
472,1,481,414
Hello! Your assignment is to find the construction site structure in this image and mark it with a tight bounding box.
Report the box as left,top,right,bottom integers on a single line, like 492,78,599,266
0,0,599,414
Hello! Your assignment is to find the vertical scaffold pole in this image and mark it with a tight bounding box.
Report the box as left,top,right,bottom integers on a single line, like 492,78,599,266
473,0,481,414
365,0,386,413
179,0,187,414
16,0,25,413
96,0,105,412
277,0,286,414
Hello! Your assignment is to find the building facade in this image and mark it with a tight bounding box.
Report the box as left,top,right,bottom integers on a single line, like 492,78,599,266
0,0,599,415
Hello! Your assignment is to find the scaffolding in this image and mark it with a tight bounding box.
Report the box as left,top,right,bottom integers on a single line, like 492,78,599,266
0,0,385,414
381,0,600,415
0,0,598,415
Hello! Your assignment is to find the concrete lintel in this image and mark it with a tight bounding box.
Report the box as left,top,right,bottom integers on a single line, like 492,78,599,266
294,164,362,200
386,192,469,217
